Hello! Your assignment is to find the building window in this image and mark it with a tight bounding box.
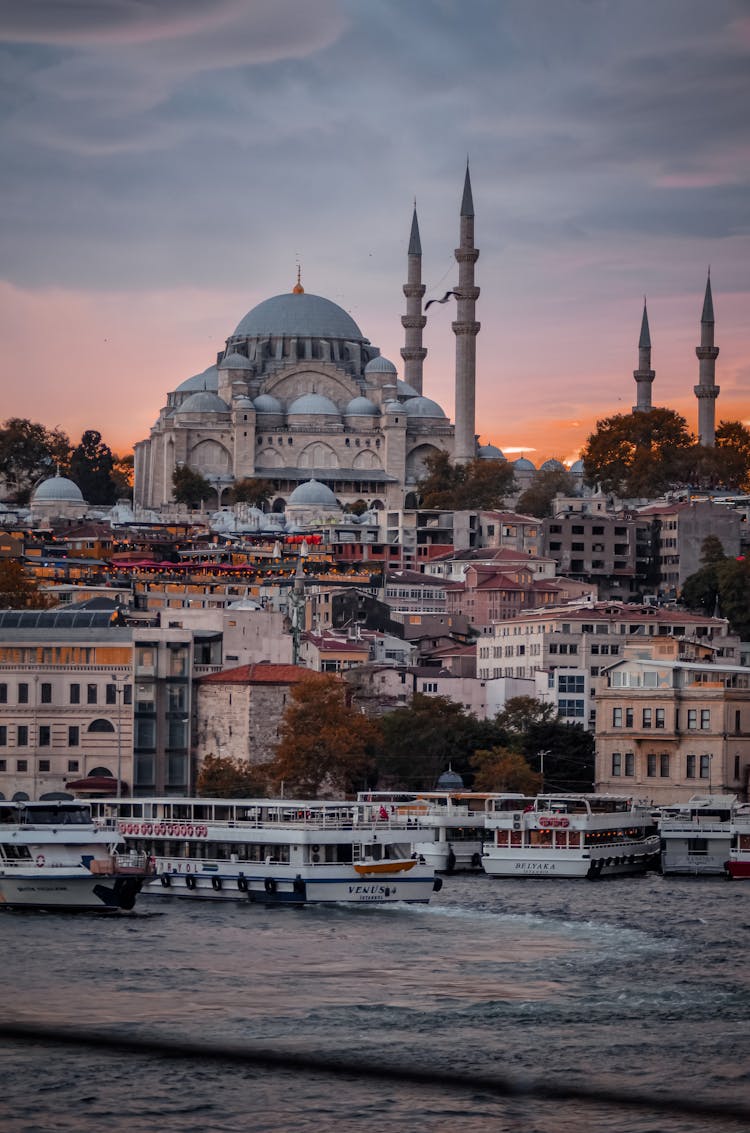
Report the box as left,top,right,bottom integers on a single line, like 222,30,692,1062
660,754,670,777
558,699,584,717
18,683,29,704
642,708,652,729
734,755,740,780
87,684,98,705
647,754,657,777
39,725,51,746
67,759,80,773
655,708,665,729
613,707,623,727
16,759,28,772
687,709,697,730
686,754,696,778
40,682,52,704
70,683,80,704
625,708,633,728
39,759,50,772
701,710,711,730
0,683,6,703
0,759,5,770
0,726,6,746
68,726,79,747
106,684,117,705
612,752,622,776
699,754,711,779
558,674,584,693
17,725,28,746
624,752,634,777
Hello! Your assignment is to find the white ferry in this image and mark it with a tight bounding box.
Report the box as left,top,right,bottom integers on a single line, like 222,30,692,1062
358,791,525,872
89,796,442,905
0,800,153,912
481,793,661,879
725,803,750,880
658,794,737,876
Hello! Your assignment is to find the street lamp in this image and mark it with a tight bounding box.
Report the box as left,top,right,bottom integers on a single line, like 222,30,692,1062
538,749,550,791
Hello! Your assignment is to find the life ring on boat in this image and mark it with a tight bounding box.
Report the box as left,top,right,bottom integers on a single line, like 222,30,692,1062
264,877,277,895
185,875,197,890
35,854,45,867
237,876,249,892
311,844,320,853
471,851,482,868
160,873,171,887
211,876,223,891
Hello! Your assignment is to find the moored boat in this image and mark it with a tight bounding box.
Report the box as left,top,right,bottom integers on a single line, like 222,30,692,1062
658,794,737,876
482,793,661,879
0,800,153,912
724,803,750,879
90,796,441,904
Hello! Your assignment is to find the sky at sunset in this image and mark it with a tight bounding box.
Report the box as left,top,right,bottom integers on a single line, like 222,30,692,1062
1,0,748,466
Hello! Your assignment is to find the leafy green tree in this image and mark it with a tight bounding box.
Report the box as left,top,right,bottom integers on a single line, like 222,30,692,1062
232,477,272,508
715,420,750,492
172,465,213,508
417,450,464,508
112,452,134,499
0,559,50,609
681,536,726,617
470,746,542,794
495,696,595,792
195,753,269,797
714,557,750,639
268,674,382,797
0,418,71,501
69,430,117,505
581,408,694,497
516,469,576,518
417,451,515,509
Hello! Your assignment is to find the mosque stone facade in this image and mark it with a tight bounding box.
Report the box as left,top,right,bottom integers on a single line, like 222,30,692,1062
134,169,481,515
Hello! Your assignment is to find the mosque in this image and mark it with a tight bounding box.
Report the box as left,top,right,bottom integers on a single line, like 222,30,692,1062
134,167,483,516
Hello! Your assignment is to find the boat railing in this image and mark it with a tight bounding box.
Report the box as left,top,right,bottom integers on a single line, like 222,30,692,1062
111,814,432,835
112,850,154,875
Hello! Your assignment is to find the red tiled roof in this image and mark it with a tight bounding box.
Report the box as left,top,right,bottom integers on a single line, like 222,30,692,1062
198,663,314,685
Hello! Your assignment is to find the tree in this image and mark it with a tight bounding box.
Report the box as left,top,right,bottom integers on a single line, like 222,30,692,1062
680,536,726,617
417,451,515,510
195,753,269,797
268,674,382,797
172,465,213,508
232,477,273,508
494,696,595,792
470,746,542,794
496,696,556,736
417,450,464,508
581,408,694,497
0,417,71,501
716,420,750,492
714,557,750,639
112,452,134,499
516,469,575,518
0,560,50,609
69,429,117,505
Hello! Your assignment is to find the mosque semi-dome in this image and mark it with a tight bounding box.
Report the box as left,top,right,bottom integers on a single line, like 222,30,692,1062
288,393,340,417
397,379,419,398
176,364,219,394
32,475,84,503
176,391,230,415
287,478,338,507
344,396,379,417
403,396,446,419
232,292,366,342
253,394,284,414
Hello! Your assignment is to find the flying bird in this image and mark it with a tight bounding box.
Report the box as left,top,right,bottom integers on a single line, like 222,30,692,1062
425,290,459,310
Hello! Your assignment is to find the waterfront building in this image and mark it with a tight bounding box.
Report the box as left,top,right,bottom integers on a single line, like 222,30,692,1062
636,498,741,596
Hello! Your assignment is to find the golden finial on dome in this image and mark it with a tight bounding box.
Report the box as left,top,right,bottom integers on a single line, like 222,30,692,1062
293,264,304,294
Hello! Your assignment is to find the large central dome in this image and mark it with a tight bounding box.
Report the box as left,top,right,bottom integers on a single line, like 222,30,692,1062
232,292,365,341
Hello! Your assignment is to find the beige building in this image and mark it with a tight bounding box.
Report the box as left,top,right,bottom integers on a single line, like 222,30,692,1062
595,645,750,803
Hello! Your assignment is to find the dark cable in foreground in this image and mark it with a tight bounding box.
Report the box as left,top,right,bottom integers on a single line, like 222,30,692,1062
1,1020,748,1126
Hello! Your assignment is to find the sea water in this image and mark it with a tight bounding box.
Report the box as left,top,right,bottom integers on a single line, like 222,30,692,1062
1,872,749,1132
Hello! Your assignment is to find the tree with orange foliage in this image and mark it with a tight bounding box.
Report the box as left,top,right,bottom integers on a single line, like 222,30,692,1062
268,674,381,797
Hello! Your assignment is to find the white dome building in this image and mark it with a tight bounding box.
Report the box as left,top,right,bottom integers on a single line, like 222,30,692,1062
30,475,86,522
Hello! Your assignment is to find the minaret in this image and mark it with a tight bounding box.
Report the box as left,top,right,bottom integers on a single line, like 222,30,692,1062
632,298,655,412
452,163,480,463
694,271,720,446
400,203,427,394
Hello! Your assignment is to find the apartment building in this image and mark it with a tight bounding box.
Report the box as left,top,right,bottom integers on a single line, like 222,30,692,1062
595,646,750,803
540,510,651,600
637,498,742,595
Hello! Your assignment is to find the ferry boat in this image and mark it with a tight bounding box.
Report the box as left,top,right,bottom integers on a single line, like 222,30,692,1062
481,793,661,879
358,790,525,872
658,794,737,876
0,800,153,912
89,796,442,905
724,803,750,879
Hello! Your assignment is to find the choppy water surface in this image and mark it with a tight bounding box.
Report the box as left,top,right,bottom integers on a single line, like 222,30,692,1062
2,873,749,1132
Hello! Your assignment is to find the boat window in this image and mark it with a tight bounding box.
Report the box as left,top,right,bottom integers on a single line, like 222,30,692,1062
0,844,32,860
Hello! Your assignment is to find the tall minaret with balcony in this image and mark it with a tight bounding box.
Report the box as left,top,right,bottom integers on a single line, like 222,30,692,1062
633,298,655,412
452,164,480,463
694,271,720,446
400,204,427,395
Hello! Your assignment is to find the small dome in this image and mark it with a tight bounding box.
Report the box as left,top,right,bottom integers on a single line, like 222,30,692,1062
478,444,505,460
513,457,536,471
570,459,584,474
365,355,397,375
344,396,379,417
32,476,84,504
176,364,219,393
288,393,340,417
234,396,254,408
384,400,403,414
403,396,446,419
254,394,283,414
541,458,565,472
176,391,230,415
436,767,464,790
218,352,251,370
397,379,419,398
288,479,338,507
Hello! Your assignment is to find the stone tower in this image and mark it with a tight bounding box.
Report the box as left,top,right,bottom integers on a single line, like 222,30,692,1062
400,204,427,395
633,298,655,412
452,164,480,463
694,272,720,446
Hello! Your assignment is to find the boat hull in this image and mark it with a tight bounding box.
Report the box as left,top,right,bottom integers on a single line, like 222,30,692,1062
0,871,145,912
725,859,750,879
482,838,660,879
144,865,438,904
